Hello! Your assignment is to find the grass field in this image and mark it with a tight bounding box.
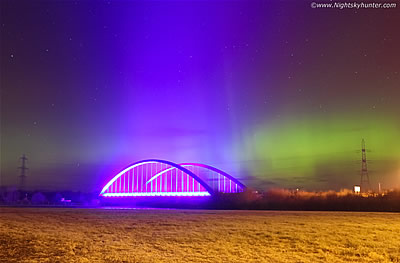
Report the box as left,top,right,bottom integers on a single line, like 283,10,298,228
0,208,399,263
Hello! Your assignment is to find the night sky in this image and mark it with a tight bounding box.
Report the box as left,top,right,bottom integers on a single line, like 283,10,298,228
1,1,399,192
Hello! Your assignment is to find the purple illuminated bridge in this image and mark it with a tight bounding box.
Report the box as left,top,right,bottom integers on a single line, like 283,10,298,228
100,159,246,197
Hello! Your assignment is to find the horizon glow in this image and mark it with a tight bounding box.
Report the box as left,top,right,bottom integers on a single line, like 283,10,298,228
102,192,211,197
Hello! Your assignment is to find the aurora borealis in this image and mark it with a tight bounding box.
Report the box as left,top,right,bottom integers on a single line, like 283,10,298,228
1,1,399,192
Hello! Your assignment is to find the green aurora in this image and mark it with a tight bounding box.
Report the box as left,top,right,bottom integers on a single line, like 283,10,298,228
238,113,400,190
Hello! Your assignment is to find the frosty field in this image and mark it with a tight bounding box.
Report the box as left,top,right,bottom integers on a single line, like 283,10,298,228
0,208,399,263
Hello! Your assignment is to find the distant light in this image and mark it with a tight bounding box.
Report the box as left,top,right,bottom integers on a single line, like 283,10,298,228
354,185,361,193
61,198,71,203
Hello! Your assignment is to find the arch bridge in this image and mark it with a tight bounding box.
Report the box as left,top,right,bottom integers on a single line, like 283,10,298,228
100,159,245,197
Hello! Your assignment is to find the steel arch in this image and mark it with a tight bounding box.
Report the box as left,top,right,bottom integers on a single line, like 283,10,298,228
99,159,214,196
180,163,246,190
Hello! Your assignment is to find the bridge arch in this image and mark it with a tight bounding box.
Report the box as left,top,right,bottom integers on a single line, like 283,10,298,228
100,159,214,197
180,163,246,193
